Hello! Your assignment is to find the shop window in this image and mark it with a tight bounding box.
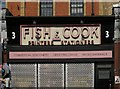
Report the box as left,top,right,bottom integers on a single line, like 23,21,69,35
66,63,94,88
70,0,84,16
9,63,94,88
38,64,64,87
40,0,53,16
9,64,37,87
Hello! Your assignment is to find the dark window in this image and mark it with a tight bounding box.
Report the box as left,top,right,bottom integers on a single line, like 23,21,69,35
70,0,84,16
40,0,53,16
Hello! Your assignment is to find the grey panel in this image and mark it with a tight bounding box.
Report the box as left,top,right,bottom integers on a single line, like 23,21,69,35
9,64,37,88
66,63,94,88
98,70,110,79
97,64,112,68
38,64,64,88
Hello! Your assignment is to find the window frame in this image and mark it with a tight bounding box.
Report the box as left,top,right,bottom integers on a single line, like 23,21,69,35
40,0,53,16
70,0,84,16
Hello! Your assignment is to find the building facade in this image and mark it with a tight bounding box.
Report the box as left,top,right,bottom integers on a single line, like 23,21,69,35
6,1,100,16
5,1,118,16
1,0,120,89
6,16,114,89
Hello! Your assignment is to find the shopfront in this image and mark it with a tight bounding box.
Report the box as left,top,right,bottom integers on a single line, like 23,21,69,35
6,16,114,89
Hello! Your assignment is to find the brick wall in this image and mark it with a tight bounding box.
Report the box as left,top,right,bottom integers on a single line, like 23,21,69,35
25,2,38,16
7,2,21,16
55,2,69,16
114,42,120,89
7,1,104,16
86,2,99,16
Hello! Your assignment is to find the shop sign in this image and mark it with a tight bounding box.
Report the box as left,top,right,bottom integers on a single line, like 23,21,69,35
9,50,112,59
20,24,101,45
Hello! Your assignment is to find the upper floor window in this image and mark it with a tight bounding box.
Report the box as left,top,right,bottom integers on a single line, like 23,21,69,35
70,0,84,16
2,0,6,8
40,0,53,16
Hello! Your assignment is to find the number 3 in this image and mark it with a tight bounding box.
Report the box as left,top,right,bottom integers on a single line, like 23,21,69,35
12,32,16,39
105,31,109,38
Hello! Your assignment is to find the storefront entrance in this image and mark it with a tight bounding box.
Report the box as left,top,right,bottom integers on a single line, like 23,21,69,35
7,45,114,89
6,16,114,89
95,64,113,89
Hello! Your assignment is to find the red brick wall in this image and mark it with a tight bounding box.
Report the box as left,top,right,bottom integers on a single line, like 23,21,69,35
86,2,92,16
7,2,21,16
25,2,38,16
114,42,120,89
55,2,69,16
7,2,100,16
86,2,99,16
114,43,119,75
94,2,99,15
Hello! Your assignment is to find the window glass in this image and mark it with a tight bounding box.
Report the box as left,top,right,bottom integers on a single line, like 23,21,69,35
40,0,53,16
98,70,110,79
70,0,84,16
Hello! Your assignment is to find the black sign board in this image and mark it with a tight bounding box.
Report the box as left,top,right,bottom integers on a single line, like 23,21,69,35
6,16,114,45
